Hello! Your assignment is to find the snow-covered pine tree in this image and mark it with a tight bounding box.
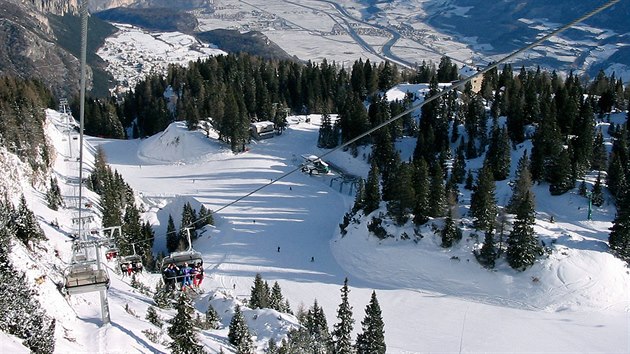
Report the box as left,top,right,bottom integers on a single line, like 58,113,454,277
591,173,604,207
249,273,270,309
355,291,386,354
197,205,214,228
548,148,574,195
0,201,55,354
166,214,179,253
153,279,173,309
351,178,366,213
13,194,46,246
470,165,497,233
180,202,198,244
476,230,498,268
364,161,381,215
167,294,204,354
318,108,336,148
269,281,285,312
609,190,630,262
428,162,446,218
412,158,430,225
228,305,254,354
386,162,415,225
507,150,533,214
486,125,511,181
591,130,607,172
506,192,542,270
333,278,354,354
464,169,474,190
146,306,163,328
45,177,63,210
205,304,221,330
305,299,333,351
440,208,459,248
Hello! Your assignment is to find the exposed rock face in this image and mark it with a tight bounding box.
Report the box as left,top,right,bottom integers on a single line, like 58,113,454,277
1,0,83,98
23,0,78,16
88,0,136,12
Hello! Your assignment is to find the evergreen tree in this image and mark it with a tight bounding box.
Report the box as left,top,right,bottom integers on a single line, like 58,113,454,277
302,299,333,352
507,151,533,214
269,281,286,312
386,162,416,225
249,273,270,309
607,156,628,203
355,291,386,354
464,169,474,190
332,278,354,354
476,231,498,268
228,305,254,354
548,148,574,195
591,130,607,171
428,162,446,218
318,108,337,148
153,280,173,309
13,194,46,246
205,304,221,330
412,158,430,225
45,177,63,210
0,202,56,354
506,192,542,271
470,166,497,233
609,190,630,262
352,179,366,213
180,202,198,244
121,200,143,255
167,294,204,354
591,173,604,207
364,162,381,215
485,126,512,181
166,214,179,253
440,208,459,248
450,145,467,184
197,205,214,228
146,306,163,328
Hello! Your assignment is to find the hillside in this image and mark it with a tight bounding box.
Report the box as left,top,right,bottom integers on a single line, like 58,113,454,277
2,99,628,352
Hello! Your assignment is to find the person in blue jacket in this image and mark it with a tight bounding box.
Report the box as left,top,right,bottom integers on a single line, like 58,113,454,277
180,262,193,290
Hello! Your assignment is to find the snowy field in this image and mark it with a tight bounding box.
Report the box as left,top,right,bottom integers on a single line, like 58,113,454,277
97,23,226,93
11,102,628,353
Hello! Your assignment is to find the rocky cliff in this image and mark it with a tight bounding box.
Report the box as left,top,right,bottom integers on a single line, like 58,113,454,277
1,0,82,98
1,0,118,98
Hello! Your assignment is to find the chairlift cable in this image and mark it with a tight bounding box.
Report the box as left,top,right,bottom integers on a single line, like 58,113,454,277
125,0,621,243
212,0,620,214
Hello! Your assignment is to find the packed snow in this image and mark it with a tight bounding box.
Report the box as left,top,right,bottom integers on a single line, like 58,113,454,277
5,101,629,353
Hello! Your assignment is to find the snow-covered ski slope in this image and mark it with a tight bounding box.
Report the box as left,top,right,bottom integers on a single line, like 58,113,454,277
88,103,629,352
11,106,629,353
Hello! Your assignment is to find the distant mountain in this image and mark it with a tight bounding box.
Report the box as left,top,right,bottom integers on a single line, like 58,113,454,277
195,29,297,62
419,0,630,80
94,7,199,32
0,0,117,97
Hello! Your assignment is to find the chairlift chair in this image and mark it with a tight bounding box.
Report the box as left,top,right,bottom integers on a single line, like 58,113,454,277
105,247,119,261
161,228,203,284
120,244,143,273
64,262,110,295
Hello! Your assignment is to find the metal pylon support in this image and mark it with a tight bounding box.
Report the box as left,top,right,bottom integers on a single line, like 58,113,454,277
95,242,111,324
77,0,110,326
